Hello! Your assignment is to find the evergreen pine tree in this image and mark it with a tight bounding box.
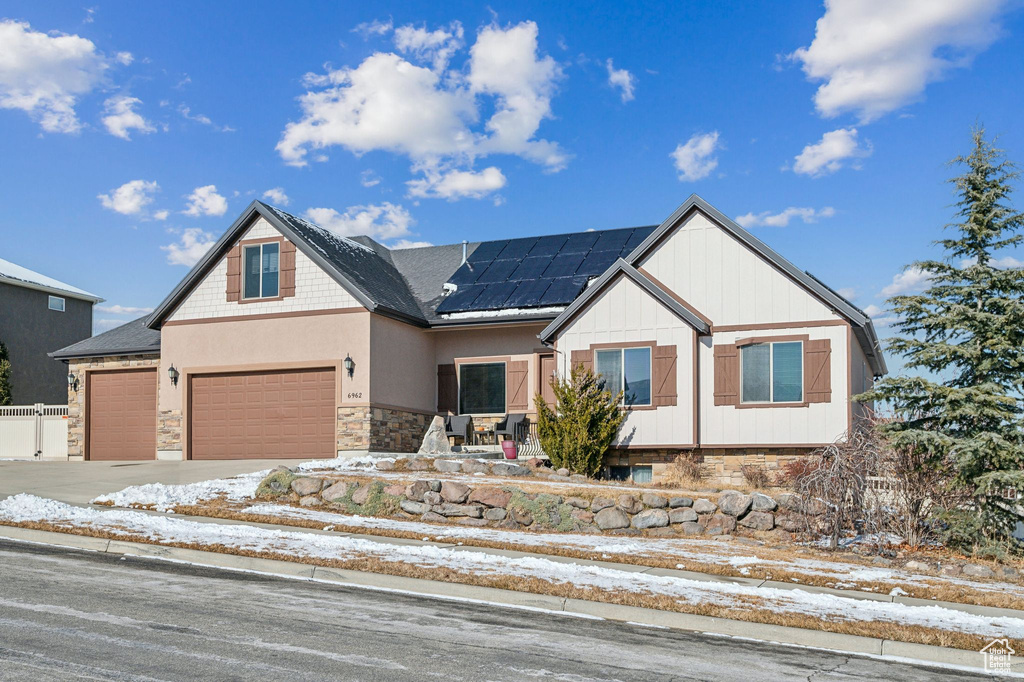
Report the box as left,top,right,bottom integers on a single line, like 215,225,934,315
0,342,11,406
858,127,1024,548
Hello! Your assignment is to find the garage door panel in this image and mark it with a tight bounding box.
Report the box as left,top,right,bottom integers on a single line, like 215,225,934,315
87,370,157,461
190,367,335,460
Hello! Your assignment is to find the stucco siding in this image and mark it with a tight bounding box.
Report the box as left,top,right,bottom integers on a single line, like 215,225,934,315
369,315,437,413
638,211,840,326
555,276,696,446
167,217,361,322
700,324,849,446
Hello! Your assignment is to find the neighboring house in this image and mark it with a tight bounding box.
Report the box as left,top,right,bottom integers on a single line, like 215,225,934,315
51,195,885,483
0,257,101,404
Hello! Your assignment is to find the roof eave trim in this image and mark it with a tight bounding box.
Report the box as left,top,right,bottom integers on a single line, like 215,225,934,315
49,346,161,360
0,275,104,303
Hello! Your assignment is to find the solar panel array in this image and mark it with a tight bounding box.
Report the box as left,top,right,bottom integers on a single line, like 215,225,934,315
436,225,657,314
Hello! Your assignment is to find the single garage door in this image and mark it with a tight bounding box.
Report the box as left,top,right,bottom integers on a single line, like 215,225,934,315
87,369,158,461
189,368,335,460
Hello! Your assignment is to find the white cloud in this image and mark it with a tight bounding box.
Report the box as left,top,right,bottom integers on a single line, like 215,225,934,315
863,304,900,328
837,287,856,300
277,21,566,197
792,128,871,177
390,239,434,249
394,21,464,72
360,170,381,187
114,51,133,66
735,206,835,228
161,228,217,266
0,20,108,133
96,304,153,315
97,180,158,215
304,203,413,241
605,58,635,102
95,319,126,332
153,209,169,221
353,18,393,38
262,187,289,206
791,0,1007,122
183,185,228,217
179,105,234,132
671,131,720,182
960,255,1024,269
101,95,154,140
406,165,506,200
880,266,931,297
863,304,883,317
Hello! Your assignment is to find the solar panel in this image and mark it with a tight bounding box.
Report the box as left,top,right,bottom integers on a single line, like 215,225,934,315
503,279,552,308
562,231,600,253
469,281,518,310
540,276,588,306
436,284,485,313
624,226,655,251
467,240,507,262
543,252,585,278
509,256,549,281
577,249,619,276
476,259,520,283
592,228,631,253
448,262,484,286
529,234,568,257
496,237,537,260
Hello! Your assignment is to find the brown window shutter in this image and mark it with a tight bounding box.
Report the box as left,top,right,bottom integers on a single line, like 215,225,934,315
280,241,297,298
713,344,739,406
569,349,593,374
225,245,241,302
506,360,529,412
437,364,457,414
652,345,677,407
804,338,832,403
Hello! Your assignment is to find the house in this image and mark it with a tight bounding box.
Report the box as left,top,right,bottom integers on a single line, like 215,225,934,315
0,257,101,404
50,195,885,482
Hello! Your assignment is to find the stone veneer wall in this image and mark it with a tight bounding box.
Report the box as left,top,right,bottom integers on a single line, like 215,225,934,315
337,406,371,451
66,354,160,460
158,409,182,454
606,447,814,486
337,405,437,453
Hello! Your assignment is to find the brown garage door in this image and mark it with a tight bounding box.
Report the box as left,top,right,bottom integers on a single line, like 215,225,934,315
189,368,335,460
87,369,158,461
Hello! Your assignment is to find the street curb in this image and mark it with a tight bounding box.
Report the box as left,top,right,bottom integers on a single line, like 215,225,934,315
2,525,1019,676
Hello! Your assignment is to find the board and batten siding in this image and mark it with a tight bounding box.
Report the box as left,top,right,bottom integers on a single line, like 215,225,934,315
167,217,361,322
700,324,849,446
637,211,842,326
556,275,695,447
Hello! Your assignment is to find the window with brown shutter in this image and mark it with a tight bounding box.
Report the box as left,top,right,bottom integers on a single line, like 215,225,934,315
569,349,593,374
713,344,739,406
804,338,832,403
225,245,241,302
506,360,529,411
280,241,296,298
652,345,677,406
437,364,457,414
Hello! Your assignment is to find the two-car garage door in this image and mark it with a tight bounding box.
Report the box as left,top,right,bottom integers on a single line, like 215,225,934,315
189,368,336,460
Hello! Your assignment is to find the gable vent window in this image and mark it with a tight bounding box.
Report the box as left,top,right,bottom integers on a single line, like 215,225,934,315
243,243,280,299
741,341,802,403
48,295,65,312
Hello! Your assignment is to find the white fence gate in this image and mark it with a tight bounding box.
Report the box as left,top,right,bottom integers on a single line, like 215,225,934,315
0,404,69,459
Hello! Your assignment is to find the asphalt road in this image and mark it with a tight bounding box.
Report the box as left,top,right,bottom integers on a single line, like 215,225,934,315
0,540,981,681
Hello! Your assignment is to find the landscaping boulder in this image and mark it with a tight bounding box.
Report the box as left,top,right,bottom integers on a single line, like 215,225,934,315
421,511,447,523
428,480,442,492
750,493,777,512
350,484,372,505
647,527,677,537
511,509,534,526
590,497,615,512
433,459,463,473
461,459,490,474
565,496,589,509
321,481,350,502
440,481,470,503
963,564,996,579
405,480,431,502
291,477,324,496
595,507,631,530
468,488,512,508
524,457,546,469
400,500,430,515
491,462,530,476
556,468,570,476
774,514,805,533
484,508,507,521
704,513,737,535
738,511,774,531
776,492,802,511
669,508,698,524
418,416,452,455
375,460,396,471
617,494,642,515
299,495,322,507
669,497,693,508
457,517,488,527
803,498,827,516
423,491,442,506
383,484,405,496
641,493,668,508
434,503,483,518
940,564,963,578
717,492,752,517
408,460,432,471
679,522,704,535
571,509,595,524
693,498,717,514
632,509,669,529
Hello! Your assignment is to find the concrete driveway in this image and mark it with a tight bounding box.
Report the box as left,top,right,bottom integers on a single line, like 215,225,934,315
0,458,326,505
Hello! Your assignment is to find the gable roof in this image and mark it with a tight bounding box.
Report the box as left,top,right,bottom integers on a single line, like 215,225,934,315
49,316,160,360
0,257,102,303
146,201,427,329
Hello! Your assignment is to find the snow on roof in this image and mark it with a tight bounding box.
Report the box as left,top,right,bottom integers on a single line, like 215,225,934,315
0,257,101,302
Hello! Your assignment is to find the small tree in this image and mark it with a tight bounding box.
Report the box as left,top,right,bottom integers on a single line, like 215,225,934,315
536,363,627,477
0,342,11,406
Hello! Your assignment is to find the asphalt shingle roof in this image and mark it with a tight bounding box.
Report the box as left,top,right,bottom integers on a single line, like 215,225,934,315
50,317,160,360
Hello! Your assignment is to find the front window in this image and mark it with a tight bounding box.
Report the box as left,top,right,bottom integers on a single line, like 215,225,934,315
48,295,65,312
459,362,505,414
741,341,803,403
595,346,651,406
243,242,280,299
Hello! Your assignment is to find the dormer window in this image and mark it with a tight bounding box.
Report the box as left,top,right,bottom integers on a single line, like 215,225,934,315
243,243,280,299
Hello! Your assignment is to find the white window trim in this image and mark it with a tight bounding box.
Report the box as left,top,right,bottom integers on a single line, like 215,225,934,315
739,340,804,404
457,360,507,416
242,243,280,300
595,346,652,407
48,295,65,312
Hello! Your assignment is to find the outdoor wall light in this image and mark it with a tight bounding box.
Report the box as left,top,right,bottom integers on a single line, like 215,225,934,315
168,364,180,387
343,354,355,378
67,369,78,392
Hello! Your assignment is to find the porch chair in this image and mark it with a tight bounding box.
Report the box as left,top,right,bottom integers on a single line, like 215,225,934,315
445,415,473,445
494,413,528,443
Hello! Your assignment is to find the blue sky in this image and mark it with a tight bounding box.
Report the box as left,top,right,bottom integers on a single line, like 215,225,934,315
1,1,1022,375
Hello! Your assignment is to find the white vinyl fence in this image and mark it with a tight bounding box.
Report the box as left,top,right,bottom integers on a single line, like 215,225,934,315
0,404,69,459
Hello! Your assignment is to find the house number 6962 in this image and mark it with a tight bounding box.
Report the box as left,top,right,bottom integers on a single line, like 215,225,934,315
347,392,363,399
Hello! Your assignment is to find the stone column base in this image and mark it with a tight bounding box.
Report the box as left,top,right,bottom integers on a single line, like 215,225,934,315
156,450,185,461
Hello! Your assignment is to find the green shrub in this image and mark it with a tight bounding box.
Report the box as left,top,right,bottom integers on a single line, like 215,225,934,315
255,470,297,498
0,342,12,406
535,363,627,478
507,489,575,531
